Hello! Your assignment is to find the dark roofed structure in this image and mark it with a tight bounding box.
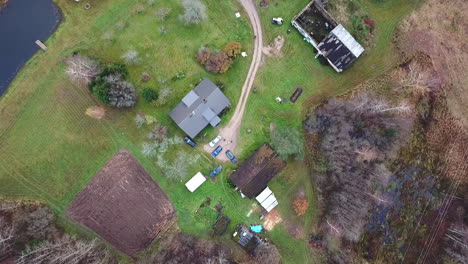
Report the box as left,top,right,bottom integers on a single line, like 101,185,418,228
235,225,261,254
229,143,286,198
169,78,230,138
292,0,364,72
317,24,364,72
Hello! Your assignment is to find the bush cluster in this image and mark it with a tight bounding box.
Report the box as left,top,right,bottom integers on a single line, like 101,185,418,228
196,42,242,74
88,63,136,108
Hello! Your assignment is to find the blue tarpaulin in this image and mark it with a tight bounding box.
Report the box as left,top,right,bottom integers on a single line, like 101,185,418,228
250,225,262,233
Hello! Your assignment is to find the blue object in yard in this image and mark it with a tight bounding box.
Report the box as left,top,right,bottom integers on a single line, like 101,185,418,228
184,137,196,147
211,146,223,157
210,165,223,177
250,225,263,233
225,150,238,163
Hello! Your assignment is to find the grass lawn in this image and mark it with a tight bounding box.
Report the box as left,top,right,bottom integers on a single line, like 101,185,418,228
0,0,422,263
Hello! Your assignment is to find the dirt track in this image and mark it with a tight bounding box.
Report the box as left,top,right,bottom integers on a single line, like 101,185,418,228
203,0,263,160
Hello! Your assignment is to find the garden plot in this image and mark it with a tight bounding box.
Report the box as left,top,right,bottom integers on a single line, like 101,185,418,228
66,149,176,257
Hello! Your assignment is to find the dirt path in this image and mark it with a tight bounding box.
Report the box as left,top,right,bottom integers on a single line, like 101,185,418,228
203,0,263,160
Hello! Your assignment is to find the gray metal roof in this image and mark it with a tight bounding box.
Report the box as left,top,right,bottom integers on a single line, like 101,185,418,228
182,90,199,107
331,24,364,57
169,78,230,138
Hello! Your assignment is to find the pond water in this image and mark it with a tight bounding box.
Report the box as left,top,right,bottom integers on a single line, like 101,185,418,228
0,0,61,96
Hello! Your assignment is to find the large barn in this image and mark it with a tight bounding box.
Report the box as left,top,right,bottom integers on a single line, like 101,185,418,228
229,143,286,199
292,0,364,72
67,150,176,257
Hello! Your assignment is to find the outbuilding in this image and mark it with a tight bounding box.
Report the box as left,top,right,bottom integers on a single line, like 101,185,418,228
185,172,207,192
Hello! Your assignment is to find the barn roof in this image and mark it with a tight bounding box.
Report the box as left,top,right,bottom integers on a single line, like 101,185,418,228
229,143,286,198
317,24,364,72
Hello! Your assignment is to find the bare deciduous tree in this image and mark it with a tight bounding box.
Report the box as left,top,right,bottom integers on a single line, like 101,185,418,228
179,0,207,25
135,114,146,128
121,50,140,65
0,218,15,257
17,236,114,264
304,92,412,242
65,54,99,86
254,243,281,264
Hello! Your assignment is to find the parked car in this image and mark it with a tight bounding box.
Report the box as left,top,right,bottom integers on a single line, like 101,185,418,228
211,146,223,157
272,17,283,25
209,166,223,177
225,150,238,163
184,137,196,147
209,135,222,148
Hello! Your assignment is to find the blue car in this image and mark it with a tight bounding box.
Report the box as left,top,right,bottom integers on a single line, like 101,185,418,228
209,166,223,177
211,146,223,157
225,150,238,163
184,137,196,147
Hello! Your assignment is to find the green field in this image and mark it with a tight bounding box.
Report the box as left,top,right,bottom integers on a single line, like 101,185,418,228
0,0,422,262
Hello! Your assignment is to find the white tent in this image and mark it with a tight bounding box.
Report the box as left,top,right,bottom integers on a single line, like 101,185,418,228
185,172,206,192
256,187,278,212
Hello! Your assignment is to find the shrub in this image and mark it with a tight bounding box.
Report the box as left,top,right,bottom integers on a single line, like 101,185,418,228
102,31,114,41
155,7,172,21
108,80,136,108
142,142,157,157
224,41,242,57
121,50,140,65
205,52,232,74
100,62,128,78
116,20,126,30
92,83,110,104
159,26,167,35
270,126,304,160
145,115,157,124
87,63,135,107
153,87,172,106
196,47,212,65
135,114,146,128
293,199,309,216
141,88,158,102
179,0,207,25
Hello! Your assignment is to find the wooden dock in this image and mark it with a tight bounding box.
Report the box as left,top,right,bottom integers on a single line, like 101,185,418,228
35,40,47,51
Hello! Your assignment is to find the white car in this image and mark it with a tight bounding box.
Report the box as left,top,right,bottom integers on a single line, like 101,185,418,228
209,135,222,148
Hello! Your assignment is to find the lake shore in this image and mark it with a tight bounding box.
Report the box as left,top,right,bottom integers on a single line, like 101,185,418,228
0,0,9,10
0,0,62,96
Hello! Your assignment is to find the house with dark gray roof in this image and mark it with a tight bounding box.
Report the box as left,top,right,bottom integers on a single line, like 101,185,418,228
169,78,230,138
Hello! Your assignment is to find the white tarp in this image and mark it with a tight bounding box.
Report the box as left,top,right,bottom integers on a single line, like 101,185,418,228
185,172,206,192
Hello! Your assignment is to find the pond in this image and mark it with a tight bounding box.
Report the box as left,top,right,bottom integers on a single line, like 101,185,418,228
0,0,61,96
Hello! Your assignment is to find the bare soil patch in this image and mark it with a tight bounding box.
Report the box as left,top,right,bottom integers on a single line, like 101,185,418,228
85,106,105,120
284,220,305,239
263,36,285,57
263,209,282,231
66,150,176,257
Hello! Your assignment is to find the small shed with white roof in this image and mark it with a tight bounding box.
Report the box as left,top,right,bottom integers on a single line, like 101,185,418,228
185,172,206,192
255,187,278,212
